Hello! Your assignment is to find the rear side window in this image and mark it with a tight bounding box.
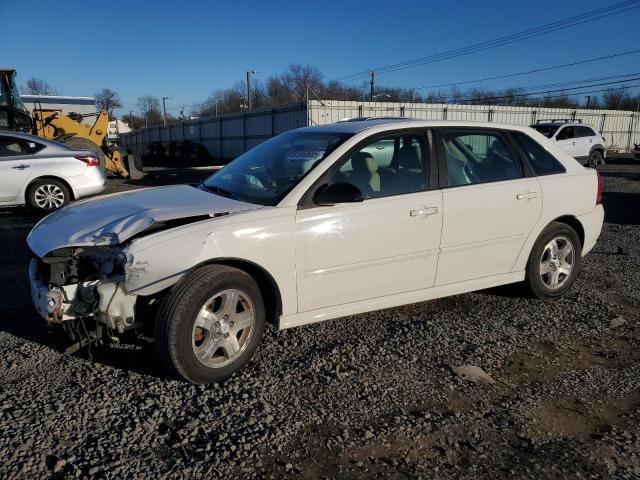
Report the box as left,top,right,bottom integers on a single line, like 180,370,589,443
442,130,522,187
512,132,566,176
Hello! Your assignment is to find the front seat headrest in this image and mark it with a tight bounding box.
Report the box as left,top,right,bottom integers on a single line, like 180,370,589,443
398,145,421,170
352,152,378,172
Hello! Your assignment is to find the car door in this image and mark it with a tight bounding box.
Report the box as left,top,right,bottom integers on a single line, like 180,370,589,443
576,126,599,160
0,137,35,203
295,130,442,313
435,129,542,285
555,126,580,158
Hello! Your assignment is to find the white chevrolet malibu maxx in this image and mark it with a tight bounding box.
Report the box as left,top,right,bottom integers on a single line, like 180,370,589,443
27,120,604,383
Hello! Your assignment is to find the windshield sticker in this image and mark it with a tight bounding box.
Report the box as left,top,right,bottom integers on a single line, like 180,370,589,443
284,149,325,162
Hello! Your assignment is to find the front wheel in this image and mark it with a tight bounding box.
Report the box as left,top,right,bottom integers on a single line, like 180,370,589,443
524,222,582,298
154,265,265,384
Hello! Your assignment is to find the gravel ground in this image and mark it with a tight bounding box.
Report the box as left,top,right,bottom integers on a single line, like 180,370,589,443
0,159,639,479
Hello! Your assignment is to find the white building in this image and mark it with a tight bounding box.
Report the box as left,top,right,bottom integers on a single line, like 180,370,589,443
107,119,132,143
20,95,96,124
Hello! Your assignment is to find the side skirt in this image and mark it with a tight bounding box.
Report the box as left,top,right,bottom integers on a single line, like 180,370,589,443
278,271,525,330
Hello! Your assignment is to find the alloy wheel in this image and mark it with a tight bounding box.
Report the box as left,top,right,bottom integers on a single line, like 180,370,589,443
34,184,65,209
539,235,575,289
191,289,256,368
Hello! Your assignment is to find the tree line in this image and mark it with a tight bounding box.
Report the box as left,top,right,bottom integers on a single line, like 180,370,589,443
21,65,640,129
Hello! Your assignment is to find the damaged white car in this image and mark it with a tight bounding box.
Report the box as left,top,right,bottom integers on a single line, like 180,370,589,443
28,120,604,383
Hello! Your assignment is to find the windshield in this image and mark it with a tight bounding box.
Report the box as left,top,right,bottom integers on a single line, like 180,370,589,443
202,130,352,206
531,124,560,138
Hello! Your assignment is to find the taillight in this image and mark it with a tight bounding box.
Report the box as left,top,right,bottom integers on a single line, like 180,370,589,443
75,155,100,167
596,172,602,205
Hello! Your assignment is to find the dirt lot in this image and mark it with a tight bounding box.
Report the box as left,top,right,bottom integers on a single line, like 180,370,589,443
0,159,639,479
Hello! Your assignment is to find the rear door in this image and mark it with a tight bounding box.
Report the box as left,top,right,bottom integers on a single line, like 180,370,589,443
435,128,542,285
0,137,34,202
555,126,580,158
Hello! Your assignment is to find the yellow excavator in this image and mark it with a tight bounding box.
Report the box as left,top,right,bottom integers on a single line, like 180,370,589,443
1,67,130,177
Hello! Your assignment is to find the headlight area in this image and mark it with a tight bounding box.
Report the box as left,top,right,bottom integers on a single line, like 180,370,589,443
29,246,140,351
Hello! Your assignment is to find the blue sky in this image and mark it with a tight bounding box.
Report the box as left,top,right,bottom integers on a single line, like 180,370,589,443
2,0,639,114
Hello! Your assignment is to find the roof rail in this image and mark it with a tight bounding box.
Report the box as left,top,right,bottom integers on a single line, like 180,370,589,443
535,118,582,124
336,116,412,123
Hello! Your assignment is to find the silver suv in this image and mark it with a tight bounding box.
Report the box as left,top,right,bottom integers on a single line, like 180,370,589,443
530,120,606,168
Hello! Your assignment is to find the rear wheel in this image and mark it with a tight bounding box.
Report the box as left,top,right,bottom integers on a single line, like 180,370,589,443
154,265,265,384
588,150,604,168
27,178,70,211
524,222,582,298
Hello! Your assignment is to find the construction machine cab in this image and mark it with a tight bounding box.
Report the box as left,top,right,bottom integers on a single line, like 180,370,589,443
0,68,33,132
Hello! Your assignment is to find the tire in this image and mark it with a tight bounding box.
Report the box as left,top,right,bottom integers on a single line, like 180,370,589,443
524,222,582,299
63,137,108,172
154,264,265,384
27,178,71,211
588,149,603,168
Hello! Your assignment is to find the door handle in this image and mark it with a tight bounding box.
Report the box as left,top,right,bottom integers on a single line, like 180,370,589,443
410,207,438,217
572,141,576,146
376,145,385,150
12,164,31,170
516,191,538,201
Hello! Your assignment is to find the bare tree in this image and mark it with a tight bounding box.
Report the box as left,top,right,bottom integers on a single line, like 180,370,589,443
603,88,632,110
22,77,58,95
95,88,122,117
136,95,163,126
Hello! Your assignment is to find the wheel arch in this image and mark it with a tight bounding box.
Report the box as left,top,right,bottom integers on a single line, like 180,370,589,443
550,215,585,248
589,144,605,156
189,257,283,326
25,175,76,202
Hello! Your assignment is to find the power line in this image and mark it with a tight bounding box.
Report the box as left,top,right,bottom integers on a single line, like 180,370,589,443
407,49,640,91
450,81,640,104
510,72,640,92
506,84,640,104
335,0,640,82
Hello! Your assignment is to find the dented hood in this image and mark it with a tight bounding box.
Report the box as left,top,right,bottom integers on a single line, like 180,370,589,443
27,184,262,257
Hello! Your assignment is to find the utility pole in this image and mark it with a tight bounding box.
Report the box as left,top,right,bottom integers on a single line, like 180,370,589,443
369,71,375,102
586,95,591,109
129,110,133,129
246,70,257,110
162,96,171,126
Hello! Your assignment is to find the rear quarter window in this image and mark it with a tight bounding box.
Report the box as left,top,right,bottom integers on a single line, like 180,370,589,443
512,132,566,176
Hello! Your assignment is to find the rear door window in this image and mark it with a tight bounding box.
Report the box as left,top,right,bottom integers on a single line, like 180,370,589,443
441,130,522,187
0,138,28,157
576,126,596,137
556,126,574,140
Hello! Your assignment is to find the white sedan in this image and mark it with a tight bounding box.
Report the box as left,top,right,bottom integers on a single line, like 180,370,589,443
27,120,604,383
0,131,106,210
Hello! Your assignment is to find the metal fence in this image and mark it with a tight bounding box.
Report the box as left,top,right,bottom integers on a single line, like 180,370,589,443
120,100,640,165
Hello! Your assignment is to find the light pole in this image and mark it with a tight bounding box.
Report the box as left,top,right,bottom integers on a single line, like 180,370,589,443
246,70,257,110
162,96,171,126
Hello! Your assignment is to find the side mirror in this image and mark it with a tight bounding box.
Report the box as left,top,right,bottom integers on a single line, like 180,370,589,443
314,182,364,206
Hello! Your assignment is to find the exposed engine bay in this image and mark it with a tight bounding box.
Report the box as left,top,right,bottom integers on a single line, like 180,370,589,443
29,246,140,344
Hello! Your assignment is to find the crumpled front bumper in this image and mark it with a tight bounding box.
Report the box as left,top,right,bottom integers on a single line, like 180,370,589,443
29,259,79,323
